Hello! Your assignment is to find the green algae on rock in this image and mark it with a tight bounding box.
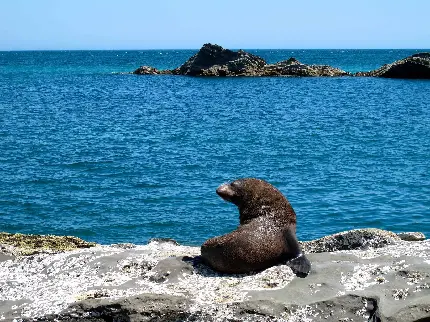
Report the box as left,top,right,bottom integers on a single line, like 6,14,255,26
0,232,96,256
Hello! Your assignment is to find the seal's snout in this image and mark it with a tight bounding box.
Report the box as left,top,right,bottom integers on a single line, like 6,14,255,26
216,183,235,202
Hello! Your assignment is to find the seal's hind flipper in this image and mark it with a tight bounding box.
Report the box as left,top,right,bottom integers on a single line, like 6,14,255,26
287,254,311,278
282,227,311,277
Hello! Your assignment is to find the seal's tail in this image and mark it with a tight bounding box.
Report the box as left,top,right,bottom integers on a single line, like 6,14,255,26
287,254,311,278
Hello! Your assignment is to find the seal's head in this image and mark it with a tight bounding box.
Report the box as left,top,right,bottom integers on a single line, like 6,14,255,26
215,179,244,205
216,178,296,225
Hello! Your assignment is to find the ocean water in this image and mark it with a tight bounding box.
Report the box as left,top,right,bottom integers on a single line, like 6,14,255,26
0,49,429,245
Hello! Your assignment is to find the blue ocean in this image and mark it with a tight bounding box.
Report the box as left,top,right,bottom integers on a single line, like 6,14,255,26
0,49,429,245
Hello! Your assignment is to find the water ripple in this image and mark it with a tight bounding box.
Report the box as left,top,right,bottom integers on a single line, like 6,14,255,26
0,51,429,245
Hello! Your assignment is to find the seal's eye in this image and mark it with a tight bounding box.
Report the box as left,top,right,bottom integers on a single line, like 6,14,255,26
230,180,242,189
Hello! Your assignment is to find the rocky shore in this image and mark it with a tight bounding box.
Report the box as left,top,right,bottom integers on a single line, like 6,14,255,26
1,229,429,321
133,43,430,78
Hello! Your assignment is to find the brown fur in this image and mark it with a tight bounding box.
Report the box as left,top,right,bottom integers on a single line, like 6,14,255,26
201,178,305,274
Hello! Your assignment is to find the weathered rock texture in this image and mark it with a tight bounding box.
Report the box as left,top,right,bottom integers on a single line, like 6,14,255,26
0,232,96,256
262,58,350,77
355,53,430,78
133,44,430,79
300,228,401,253
397,232,427,242
133,43,349,77
174,43,267,76
1,230,429,321
133,66,171,75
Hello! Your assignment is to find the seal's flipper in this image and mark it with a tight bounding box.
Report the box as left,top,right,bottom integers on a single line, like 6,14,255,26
283,227,311,277
287,254,311,278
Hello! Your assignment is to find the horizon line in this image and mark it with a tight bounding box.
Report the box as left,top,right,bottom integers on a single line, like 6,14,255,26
1,47,430,52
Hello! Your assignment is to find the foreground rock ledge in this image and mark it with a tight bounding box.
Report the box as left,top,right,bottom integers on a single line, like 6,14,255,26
132,43,430,78
0,229,429,321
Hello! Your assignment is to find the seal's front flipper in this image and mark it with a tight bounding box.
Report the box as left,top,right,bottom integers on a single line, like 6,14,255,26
287,254,311,278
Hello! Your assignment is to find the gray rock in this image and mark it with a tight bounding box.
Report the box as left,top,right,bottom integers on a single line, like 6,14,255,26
248,249,430,321
233,300,290,319
301,228,401,253
148,256,194,283
0,299,28,321
110,243,137,249
382,299,430,322
0,252,14,262
284,294,379,321
356,52,430,78
397,232,426,241
148,237,180,245
2,230,429,322
30,293,195,322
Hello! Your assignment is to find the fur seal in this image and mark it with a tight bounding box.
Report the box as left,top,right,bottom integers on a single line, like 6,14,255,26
201,178,311,276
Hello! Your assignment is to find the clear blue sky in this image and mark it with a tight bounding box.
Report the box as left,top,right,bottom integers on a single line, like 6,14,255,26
1,0,429,50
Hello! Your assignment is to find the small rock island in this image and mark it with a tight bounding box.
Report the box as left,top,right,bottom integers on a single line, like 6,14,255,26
133,43,349,77
133,43,430,79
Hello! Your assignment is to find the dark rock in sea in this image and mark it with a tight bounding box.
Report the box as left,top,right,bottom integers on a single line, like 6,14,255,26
356,52,430,78
132,43,349,77
263,58,350,77
133,65,172,75
174,43,267,76
133,45,430,79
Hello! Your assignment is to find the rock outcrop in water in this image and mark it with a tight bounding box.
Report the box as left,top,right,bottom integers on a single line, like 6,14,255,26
133,65,171,75
133,43,349,77
1,229,429,321
262,57,350,77
356,53,430,78
133,44,430,79
174,43,267,76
